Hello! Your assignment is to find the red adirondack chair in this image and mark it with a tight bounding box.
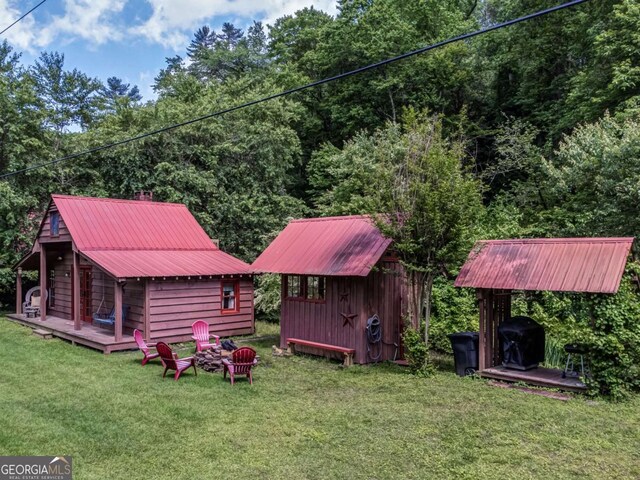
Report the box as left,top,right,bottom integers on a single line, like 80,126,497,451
191,320,220,352
156,342,198,381
222,347,258,385
133,329,159,366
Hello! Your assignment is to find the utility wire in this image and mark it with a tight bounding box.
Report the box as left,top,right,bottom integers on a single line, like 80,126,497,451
0,0,48,36
0,0,588,180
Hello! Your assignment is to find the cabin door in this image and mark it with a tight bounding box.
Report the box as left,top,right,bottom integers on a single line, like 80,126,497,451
79,266,93,323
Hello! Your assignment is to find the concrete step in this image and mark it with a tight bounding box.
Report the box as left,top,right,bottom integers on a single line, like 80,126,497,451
33,328,53,339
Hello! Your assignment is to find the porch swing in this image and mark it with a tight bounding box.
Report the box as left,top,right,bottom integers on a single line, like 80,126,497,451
92,271,127,328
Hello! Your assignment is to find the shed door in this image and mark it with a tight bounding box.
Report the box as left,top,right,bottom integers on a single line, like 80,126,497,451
79,266,92,323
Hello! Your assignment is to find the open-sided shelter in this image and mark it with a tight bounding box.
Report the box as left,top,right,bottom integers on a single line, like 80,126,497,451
11,194,254,353
252,215,407,365
455,237,634,391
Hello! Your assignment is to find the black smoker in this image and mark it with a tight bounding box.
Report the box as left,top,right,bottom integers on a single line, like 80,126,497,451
498,316,545,370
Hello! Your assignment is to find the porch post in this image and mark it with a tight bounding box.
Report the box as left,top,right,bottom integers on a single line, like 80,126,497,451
73,251,81,330
114,280,123,342
40,245,47,321
143,279,151,342
16,267,22,315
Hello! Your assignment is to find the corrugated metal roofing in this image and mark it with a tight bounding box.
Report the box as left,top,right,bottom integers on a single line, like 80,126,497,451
455,238,634,294
46,195,250,278
52,195,215,251
251,215,392,276
82,250,252,278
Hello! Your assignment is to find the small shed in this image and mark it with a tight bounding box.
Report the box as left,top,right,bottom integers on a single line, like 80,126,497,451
12,194,254,353
455,237,634,390
252,215,408,364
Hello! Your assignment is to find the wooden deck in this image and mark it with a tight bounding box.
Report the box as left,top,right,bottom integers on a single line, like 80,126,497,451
6,313,136,354
480,365,587,393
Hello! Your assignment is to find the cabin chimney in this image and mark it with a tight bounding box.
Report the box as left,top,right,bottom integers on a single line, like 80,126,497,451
133,191,153,201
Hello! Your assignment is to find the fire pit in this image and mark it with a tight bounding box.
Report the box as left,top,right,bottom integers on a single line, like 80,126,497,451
194,346,260,372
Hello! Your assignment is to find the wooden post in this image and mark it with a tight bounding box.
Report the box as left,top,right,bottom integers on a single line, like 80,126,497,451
40,245,47,321
114,280,123,342
73,251,81,331
485,289,495,369
477,289,486,371
143,279,151,342
16,267,23,314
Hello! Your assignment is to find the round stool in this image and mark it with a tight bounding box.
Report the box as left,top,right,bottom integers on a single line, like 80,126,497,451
562,343,589,378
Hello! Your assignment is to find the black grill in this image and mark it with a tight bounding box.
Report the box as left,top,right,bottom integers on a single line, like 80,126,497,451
498,316,545,370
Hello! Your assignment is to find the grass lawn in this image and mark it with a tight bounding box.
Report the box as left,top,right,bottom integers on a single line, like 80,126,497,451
0,318,639,480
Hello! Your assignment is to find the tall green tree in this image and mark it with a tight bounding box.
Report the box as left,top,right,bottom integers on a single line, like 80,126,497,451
31,52,103,132
371,112,484,344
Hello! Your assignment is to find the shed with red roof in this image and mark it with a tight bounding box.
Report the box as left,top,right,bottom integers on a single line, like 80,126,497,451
252,215,408,364
12,194,254,353
454,237,634,391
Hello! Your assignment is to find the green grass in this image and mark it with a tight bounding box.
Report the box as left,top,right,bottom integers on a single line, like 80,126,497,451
0,318,639,480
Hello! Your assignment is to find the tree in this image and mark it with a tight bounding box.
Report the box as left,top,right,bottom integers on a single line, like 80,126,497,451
100,77,142,114
543,113,640,239
31,51,103,132
372,112,484,346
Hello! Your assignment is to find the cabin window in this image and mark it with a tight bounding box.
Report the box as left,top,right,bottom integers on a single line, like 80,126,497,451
306,276,326,300
49,269,56,307
286,275,304,299
221,280,239,313
50,212,60,237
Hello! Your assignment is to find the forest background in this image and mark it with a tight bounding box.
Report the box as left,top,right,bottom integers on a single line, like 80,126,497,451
2,0,639,396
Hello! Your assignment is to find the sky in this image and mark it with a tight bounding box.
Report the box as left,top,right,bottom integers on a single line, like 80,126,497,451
0,0,338,100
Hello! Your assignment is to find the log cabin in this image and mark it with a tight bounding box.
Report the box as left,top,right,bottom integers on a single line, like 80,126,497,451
252,215,408,365
11,194,254,353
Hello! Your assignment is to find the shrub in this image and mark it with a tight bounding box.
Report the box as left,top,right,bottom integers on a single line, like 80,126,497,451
429,278,478,353
254,273,281,323
529,267,640,400
402,324,434,377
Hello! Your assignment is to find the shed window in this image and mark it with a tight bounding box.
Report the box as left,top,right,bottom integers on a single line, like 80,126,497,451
286,275,303,299
286,275,325,301
221,280,239,313
50,212,60,237
306,276,325,300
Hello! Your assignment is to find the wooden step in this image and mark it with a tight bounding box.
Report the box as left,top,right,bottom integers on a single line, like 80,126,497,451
33,328,53,339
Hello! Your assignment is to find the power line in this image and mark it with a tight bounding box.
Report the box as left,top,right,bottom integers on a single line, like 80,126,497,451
0,0,48,36
0,0,588,180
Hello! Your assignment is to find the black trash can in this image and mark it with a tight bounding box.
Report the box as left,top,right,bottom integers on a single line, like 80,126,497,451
448,331,479,376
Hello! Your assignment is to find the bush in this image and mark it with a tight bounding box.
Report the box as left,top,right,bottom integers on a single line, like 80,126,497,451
579,273,640,400
429,278,478,353
528,267,640,400
254,273,281,323
402,324,434,377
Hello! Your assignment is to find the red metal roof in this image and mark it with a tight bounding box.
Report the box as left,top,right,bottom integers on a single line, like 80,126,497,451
251,215,392,276
47,195,250,278
455,238,634,293
82,250,252,278
52,195,215,251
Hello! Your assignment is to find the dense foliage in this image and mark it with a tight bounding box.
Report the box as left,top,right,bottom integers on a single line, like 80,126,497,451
1,0,639,396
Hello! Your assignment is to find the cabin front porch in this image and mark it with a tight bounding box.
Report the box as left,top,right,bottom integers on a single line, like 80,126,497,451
16,242,146,351
6,313,136,353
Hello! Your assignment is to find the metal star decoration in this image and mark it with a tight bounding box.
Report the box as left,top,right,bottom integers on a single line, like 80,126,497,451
340,311,357,328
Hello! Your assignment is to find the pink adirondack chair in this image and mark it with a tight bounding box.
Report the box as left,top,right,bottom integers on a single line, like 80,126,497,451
156,342,198,381
133,329,159,366
222,347,258,385
191,320,220,352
